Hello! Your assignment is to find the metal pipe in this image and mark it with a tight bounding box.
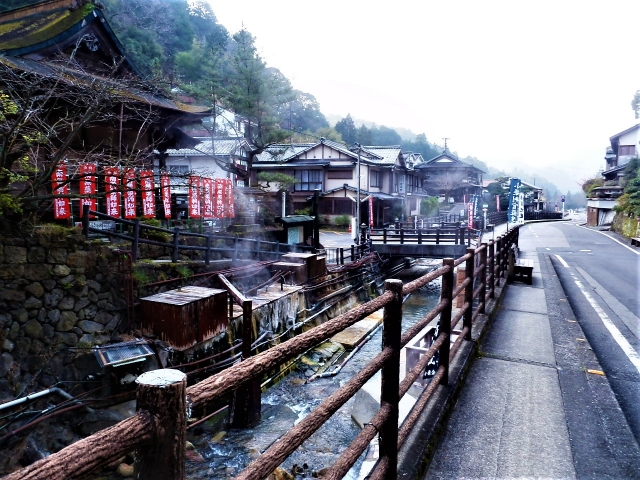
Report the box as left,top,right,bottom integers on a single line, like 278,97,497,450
0,387,93,413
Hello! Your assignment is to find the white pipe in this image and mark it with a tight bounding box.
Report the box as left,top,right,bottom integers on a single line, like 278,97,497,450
0,387,92,413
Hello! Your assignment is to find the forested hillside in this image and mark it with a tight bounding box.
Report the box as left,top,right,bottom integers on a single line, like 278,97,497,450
3,0,571,201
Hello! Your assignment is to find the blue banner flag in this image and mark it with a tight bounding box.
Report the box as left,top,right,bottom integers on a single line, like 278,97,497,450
507,178,521,224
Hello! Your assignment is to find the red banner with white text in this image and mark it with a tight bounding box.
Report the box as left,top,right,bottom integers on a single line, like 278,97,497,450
188,175,201,218
104,167,120,217
123,169,137,219
214,178,225,218
369,196,373,228
202,177,214,219
160,173,171,219
79,163,96,217
225,179,235,218
52,165,70,219
140,170,155,218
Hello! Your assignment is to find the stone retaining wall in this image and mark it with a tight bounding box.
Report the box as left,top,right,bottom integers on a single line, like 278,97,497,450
0,230,122,400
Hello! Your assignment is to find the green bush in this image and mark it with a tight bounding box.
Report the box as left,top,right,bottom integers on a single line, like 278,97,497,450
335,215,351,229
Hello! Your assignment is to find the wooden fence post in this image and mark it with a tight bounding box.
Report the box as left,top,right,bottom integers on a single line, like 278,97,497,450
233,236,239,262
479,244,487,314
172,228,180,263
132,219,140,262
135,369,187,480
464,248,474,341
82,205,90,237
380,279,403,479
495,235,502,284
205,233,211,265
439,258,454,385
488,240,495,299
231,298,261,428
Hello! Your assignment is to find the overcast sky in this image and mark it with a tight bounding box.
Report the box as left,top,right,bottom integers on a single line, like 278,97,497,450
208,0,640,193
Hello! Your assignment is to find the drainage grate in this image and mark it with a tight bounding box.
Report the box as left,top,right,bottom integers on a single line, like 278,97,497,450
94,341,155,368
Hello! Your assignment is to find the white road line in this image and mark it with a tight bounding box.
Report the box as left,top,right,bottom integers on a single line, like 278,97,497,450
574,225,640,255
554,254,569,268
574,278,640,374
555,253,640,373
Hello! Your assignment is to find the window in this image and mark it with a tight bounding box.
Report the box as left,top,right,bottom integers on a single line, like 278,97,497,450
370,170,381,187
295,170,322,191
327,170,353,179
168,165,189,175
619,145,636,156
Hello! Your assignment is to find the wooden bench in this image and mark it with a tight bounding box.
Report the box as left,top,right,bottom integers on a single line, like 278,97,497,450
508,245,534,285
631,237,640,247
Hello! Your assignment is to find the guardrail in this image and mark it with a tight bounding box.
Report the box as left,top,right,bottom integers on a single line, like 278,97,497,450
4,226,521,480
80,206,313,263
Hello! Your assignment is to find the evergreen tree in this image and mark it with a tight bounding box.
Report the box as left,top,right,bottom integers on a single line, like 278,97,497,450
335,114,357,145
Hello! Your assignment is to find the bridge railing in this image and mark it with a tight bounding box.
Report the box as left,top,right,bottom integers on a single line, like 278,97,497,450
4,227,521,480
370,226,472,246
80,206,312,263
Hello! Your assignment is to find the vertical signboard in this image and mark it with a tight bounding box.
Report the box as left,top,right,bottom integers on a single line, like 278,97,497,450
160,173,171,219
225,178,235,218
79,163,96,217
202,177,214,219
507,178,522,224
140,170,155,218
188,175,201,218
123,169,137,219
214,178,225,219
104,167,120,217
369,196,374,228
52,165,70,219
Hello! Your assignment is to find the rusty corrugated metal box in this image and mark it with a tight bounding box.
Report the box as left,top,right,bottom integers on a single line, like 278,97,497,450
281,253,325,280
281,252,316,264
140,286,227,350
309,256,325,278
270,262,307,284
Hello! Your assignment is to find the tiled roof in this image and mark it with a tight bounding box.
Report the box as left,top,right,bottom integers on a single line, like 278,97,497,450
361,145,402,165
165,138,251,157
0,55,210,116
253,144,314,163
319,184,398,200
418,149,485,173
0,1,95,52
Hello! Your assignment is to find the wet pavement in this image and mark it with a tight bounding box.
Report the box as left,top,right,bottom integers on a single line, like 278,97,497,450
424,219,640,479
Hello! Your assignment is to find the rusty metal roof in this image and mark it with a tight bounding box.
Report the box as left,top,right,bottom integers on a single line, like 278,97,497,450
141,286,225,306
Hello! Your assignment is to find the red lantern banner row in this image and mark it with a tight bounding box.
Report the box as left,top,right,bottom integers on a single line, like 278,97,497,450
51,165,172,220
189,176,235,219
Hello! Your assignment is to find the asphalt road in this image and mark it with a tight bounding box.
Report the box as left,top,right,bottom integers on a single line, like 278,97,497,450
319,229,359,249
527,219,640,445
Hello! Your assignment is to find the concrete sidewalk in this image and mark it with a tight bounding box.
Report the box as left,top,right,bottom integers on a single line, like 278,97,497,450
424,223,640,479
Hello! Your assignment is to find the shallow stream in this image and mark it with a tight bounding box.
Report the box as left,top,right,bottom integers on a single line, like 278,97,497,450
185,278,441,479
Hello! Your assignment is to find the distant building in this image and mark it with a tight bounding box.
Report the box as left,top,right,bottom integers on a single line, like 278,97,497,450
586,124,638,226
414,149,484,203
252,138,430,226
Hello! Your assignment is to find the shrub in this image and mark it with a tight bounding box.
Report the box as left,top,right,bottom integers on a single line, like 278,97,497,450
335,215,351,229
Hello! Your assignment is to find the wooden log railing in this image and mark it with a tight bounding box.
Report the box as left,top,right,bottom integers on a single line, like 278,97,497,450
4,227,522,480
